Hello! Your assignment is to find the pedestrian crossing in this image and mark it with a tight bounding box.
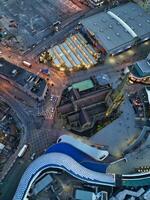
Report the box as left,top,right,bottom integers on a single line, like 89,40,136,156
37,95,59,119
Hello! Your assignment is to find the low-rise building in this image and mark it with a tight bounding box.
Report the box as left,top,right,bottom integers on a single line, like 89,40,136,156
45,33,99,71
32,174,53,196
129,53,150,84
74,188,108,200
0,58,48,101
80,2,150,55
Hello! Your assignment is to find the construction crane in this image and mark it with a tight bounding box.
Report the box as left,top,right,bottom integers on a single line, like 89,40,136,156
105,73,129,117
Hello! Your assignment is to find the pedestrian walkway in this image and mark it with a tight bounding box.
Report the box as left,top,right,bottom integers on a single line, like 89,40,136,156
38,95,58,120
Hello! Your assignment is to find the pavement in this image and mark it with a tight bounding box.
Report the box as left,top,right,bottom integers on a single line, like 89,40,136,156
107,129,150,174
0,77,67,200
90,97,141,158
0,0,85,50
0,1,150,199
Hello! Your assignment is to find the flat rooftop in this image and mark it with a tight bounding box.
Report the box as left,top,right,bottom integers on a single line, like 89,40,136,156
75,189,95,200
81,2,150,54
70,79,94,92
107,127,150,175
0,58,47,98
132,59,150,77
130,51,150,78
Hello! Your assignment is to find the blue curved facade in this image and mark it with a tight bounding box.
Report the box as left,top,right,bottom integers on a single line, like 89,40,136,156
46,143,108,173
13,141,150,200
13,143,115,200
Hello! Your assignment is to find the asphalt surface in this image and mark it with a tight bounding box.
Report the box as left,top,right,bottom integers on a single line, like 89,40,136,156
0,0,84,49
0,1,150,199
0,78,66,200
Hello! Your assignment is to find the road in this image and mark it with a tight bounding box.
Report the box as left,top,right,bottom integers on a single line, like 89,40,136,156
0,77,68,200
22,0,124,58
0,1,149,199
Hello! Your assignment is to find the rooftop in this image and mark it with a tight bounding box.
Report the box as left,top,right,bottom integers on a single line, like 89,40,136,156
70,79,94,92
0,58,47,99
132,59,150,77
75,189,96,200
81,2,150,54
47,33,98,70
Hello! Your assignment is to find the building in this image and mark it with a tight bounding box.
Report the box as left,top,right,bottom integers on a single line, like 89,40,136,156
74,189,97,200
45,33,99,71
110,188,145,200
80,2,150,55
57,135,109,161
0,58,48,101
13,134,150,200
32,174,53,195
57,76,112,135
129,53,150,84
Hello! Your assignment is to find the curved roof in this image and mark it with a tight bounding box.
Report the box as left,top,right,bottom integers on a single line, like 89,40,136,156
13,152,115,200
13,137,150,200
46,142,108,173
81,2,150,54
107,11,137,38
56,135,109,161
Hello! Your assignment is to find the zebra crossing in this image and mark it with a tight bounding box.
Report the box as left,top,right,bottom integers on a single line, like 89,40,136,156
37,95,59,120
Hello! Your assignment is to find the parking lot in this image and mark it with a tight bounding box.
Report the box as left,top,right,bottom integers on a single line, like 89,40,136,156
0,0,83,49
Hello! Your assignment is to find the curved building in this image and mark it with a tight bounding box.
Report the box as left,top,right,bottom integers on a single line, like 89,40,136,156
13,142,115,200
13,135,150,200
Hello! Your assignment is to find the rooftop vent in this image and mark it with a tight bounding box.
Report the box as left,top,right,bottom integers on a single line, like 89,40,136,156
107,36,111,40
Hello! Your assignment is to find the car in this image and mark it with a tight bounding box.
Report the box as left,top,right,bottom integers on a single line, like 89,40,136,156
50,96,53,101
22,61,32,68
30,153,36,160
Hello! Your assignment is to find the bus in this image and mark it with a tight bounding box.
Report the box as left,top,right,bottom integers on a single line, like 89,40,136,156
22,61,32,68
18,144,28,158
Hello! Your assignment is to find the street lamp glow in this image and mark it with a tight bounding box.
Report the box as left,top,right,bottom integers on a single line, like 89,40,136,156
127,49,135,56
108,57,116,64
144,40,149,46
